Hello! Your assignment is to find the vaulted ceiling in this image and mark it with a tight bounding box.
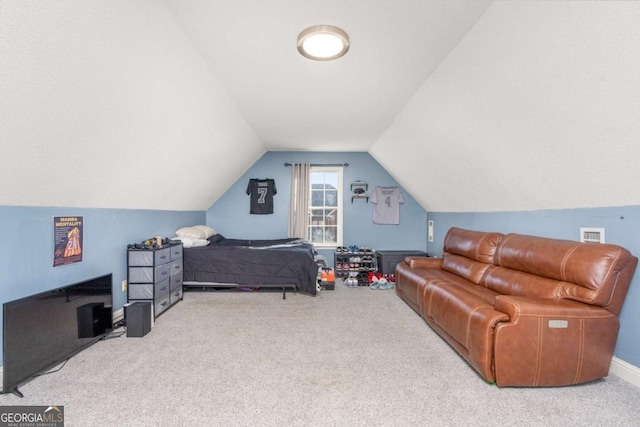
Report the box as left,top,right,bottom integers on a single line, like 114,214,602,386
1,1,639,212
162,0,492,151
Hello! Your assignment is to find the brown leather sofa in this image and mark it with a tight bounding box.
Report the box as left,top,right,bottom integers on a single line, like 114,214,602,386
395,227,638,387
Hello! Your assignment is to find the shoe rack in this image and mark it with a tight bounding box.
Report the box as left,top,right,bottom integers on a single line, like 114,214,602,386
334,246,377,286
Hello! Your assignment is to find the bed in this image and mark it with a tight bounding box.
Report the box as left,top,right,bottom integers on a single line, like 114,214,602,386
180,234,319,297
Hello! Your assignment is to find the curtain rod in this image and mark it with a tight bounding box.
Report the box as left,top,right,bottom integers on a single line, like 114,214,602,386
284,162,349,167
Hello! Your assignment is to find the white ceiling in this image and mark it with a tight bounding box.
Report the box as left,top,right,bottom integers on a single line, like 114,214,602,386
4,1,638,212
162,0,493,151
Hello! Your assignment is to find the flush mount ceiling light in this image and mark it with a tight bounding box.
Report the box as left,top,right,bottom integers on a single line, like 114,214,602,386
297,25,349,61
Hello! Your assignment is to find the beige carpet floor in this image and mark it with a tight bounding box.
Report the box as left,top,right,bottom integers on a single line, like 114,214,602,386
1,281,640,426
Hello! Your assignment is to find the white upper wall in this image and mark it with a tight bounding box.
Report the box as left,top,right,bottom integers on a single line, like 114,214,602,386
0,0,264,211
371,1,640,212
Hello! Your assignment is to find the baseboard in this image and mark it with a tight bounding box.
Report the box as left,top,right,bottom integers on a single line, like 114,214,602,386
610,357,640,388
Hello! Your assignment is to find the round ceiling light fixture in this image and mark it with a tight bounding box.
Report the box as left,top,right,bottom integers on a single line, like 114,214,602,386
297,25,349,61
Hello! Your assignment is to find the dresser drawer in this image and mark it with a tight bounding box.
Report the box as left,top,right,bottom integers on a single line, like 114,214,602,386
129,283,153,299
128,266,150,283
154,247,171,265
170,271,183,290
170,244,183,260
155,278,170,299
128,250,153,267
170,287,183,305
129,263,171,283
128,247,171,266
155,263,171,283
170,259,183,276
155,295,171,316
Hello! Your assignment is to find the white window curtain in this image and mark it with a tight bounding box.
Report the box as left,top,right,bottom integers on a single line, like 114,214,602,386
287,163,310,239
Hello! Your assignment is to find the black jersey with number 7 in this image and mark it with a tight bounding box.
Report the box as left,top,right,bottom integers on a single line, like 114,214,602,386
246,178,277,214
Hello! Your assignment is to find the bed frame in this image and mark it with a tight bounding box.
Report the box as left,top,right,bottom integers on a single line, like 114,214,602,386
183,281,297,299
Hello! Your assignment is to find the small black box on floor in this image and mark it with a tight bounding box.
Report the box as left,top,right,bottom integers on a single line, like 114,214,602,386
125,301,152,337
77,302,112,338
322,281,335,290
377,250,428,275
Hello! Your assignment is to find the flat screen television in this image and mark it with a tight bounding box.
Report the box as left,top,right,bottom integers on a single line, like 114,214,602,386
3,273,113,397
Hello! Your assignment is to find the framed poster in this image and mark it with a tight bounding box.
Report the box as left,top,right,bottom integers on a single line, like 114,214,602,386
53,216,83,267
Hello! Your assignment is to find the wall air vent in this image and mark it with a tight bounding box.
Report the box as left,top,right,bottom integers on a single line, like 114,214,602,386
580,227,605,244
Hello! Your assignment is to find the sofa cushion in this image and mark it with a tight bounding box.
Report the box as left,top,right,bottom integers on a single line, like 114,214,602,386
443,227,505,263
441,253,492,285
480,265,571,299
424,283,495,348
440,227,504,284
395,263,466,314
493,233,636,308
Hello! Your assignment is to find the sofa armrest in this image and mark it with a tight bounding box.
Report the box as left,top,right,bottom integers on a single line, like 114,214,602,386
494,295,613,319
493,295,619,386
405,257,442,269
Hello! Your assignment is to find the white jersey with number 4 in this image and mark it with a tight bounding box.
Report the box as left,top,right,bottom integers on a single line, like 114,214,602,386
371,186,404,225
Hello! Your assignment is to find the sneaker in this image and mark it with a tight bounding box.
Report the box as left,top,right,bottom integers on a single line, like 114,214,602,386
384,282,395,290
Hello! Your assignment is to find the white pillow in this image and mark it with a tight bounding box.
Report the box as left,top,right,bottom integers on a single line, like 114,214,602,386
175,226,207,240
193,225,216,239
172,236,209,248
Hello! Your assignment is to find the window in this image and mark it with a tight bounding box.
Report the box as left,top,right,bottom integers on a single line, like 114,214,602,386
308,167,343,247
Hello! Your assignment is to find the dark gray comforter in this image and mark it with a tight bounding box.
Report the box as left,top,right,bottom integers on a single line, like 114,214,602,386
182,235,318,295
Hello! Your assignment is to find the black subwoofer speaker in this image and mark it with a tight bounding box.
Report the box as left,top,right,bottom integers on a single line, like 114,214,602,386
125,301,152,337
77,302,112,338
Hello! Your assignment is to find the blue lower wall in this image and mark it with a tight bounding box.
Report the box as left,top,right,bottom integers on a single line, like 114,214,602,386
207,151,428,265
0,205,204,365
428,206,640,368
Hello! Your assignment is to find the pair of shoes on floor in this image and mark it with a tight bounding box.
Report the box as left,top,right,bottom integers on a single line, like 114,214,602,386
370,277,394,290
378,281,394,290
